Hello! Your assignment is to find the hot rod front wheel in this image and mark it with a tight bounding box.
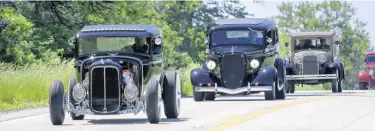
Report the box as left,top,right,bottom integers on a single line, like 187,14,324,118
163,71,181,118
49,80,66,125
146,79,162,124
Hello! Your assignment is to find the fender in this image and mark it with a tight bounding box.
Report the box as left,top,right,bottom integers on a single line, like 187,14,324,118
251,66,277,86
358,71,371,83
328,62,340,73
274,58,285,90
190,68,214,86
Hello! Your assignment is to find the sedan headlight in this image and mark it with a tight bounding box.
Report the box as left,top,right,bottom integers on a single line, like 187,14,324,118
206,60,216,70
72,83,86,103
294,56,302,63
250,59,260,69
318,55,327,63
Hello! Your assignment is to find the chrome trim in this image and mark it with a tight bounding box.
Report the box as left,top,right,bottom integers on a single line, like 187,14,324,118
80,56,144,95
195,83,272,94
90,66,121,114
286,74,337,80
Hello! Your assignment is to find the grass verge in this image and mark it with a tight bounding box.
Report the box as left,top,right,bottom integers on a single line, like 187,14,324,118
0,60,74,112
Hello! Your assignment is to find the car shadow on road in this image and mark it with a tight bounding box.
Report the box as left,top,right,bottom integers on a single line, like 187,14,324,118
84,117,189,125
287,91,360,97
210,97,297,102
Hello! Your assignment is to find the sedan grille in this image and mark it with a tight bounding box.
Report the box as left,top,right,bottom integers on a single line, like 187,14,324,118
302,55,319,75
220,54,246,89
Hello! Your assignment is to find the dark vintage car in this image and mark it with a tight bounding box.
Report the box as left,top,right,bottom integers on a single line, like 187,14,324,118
49,25,181,125
284,32,345,93
357,52,375,90
191,18,287,101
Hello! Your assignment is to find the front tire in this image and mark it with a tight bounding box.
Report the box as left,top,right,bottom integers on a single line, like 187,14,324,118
275,68,288,99
265,76,277,100
193,87,204,101
146,79,162,124
68,75,84,120
331,69,339,93
163,71,181,119
359,82,368,90
49,80,66,125
204,93,216,101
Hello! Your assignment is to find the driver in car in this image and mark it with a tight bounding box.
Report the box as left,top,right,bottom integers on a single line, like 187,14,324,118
122,37,149,53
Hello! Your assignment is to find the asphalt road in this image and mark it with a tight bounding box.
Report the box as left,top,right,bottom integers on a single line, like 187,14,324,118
1,90,375,131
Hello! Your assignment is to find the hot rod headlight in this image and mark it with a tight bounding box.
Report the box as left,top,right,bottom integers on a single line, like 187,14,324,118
124,83,139,102
206,60,216,70
250,59,260,69
72,83,86,103
318,55,327,63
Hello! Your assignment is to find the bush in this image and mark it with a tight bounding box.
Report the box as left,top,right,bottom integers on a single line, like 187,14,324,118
0,60,74,111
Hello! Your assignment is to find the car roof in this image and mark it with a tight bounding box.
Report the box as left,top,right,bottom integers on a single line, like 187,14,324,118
209,18,276,31
78,24,161,38
290,32,336,37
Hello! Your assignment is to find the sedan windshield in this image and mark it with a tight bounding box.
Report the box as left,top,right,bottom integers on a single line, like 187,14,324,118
294,38,331,51
367,55,375,63
78,37,149,55
211,29,264,46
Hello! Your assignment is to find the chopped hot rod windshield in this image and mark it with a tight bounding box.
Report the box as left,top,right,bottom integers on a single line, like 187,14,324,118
210,29,264,47
78,36,149,55
294,38,332,51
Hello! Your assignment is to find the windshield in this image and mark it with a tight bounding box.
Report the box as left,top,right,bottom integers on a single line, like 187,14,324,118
294,38,332,51
78,37,149,55
211,29,264,46
367,55,375,63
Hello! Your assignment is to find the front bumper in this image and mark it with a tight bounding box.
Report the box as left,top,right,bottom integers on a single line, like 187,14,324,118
194,83,272,95
286,74,337,80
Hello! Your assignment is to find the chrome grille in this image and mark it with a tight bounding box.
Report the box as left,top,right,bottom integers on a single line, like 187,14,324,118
302,55,319,75
90,66,121,113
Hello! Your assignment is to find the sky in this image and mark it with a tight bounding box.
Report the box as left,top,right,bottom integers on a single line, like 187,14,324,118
239,0,375,47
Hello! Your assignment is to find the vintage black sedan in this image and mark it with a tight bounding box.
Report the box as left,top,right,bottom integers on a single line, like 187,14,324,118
49,25,181,125
284,32,345,93
191,18,287,101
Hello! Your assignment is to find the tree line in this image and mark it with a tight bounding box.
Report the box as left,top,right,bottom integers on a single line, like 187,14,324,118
0,1,371,89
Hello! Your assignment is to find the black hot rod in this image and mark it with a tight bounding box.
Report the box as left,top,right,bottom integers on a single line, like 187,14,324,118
49,25,181,125
191,18,287,101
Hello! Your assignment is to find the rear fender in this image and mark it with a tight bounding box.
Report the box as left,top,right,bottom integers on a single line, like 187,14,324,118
190,68,214,86
251,66,277,86
358,71,371,83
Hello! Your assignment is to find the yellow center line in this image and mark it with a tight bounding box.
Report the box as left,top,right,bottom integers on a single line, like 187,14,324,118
210,96,336,131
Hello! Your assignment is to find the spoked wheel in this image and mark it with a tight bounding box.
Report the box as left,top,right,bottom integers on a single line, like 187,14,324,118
146,79,162,124
265,75,277,100
68,75,84,120
204,93,216,101
331,69,340,93
163,71,181,119
49,80,66,125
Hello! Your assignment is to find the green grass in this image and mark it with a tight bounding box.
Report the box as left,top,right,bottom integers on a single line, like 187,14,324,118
179,63,201,96
295,83,331,91
0,60,74,111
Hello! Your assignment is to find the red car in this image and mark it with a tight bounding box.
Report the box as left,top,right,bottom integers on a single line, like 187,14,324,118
358,52,375,90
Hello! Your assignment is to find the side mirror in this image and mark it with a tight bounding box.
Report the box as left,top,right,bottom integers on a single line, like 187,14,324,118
285,42,289,47
335,41,340,45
